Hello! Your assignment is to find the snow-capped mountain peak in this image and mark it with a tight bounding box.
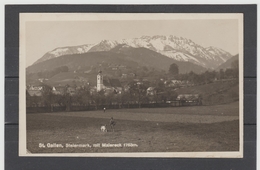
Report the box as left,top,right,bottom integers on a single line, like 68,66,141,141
33,35,233,69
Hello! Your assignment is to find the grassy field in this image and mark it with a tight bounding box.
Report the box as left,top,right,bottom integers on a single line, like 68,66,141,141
27,102,239,153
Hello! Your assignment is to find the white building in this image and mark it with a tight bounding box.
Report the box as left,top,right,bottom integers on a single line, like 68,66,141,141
97,71,103,92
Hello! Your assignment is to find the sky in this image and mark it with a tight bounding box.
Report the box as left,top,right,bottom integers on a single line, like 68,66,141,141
25,18,239,67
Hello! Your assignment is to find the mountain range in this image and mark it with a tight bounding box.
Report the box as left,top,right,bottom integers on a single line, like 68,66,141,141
33,35,233,69
27,45,208,75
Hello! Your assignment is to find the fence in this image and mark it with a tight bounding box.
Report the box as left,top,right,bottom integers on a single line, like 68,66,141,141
26,101,188,113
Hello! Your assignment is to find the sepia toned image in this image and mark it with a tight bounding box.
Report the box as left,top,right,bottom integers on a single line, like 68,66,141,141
19,13,243,157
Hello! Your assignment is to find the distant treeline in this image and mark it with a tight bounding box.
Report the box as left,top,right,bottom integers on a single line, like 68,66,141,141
169,60,238,85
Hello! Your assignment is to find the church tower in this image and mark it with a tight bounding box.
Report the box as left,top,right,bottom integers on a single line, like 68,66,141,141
97,70,103,92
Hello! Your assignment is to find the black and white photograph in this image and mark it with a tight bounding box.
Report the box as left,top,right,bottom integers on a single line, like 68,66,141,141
19,13,243,157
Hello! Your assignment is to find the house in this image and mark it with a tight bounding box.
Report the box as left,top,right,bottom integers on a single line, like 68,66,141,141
121,74,128,78
129,73,136,77
146,87,157,96
176,94,202,105
103,79,122,94
27,84,45,96
27,89,42,97
109,64,126,71
52,86,66,95
38,78,48,83
52,85,77,96
136,81,143,85
164,80,188,87
84,70,91,74
112,67,118,71
67,86,76,96
90,87,96,95
123,84,131,92
118,65,126,70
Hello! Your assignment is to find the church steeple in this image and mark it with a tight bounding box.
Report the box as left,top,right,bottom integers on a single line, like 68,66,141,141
97,70,103,92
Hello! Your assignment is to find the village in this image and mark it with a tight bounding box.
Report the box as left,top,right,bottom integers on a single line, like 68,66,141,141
26,72,195,111
26,61,238,113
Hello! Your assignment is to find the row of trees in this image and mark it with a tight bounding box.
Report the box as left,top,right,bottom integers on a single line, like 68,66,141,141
169,60,239,85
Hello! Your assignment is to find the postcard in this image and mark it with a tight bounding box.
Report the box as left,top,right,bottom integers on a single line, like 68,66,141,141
19,13,243,157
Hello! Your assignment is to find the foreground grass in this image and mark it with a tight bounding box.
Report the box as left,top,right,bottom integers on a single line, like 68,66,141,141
27,105,239,153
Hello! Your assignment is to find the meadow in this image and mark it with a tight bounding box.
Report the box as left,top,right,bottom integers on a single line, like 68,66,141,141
26,102,239,153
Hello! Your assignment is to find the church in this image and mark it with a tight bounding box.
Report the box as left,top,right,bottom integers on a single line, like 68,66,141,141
97,71,122,94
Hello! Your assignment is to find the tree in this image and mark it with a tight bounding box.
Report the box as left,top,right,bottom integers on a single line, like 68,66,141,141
164,87,177,101
169,63,179,75
187,71,196,83
225,68,234,78
219,69,225,80
73,88,91,105
156,80,165,90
